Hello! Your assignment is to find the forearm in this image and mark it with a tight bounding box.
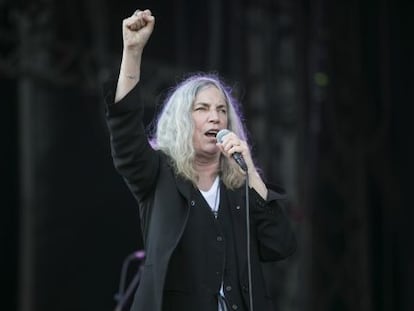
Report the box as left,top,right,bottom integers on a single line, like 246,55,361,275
114,9,155,103
115,48,143,103
248,169,268,200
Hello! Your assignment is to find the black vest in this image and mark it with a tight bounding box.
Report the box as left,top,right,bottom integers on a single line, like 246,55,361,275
162,182,247,311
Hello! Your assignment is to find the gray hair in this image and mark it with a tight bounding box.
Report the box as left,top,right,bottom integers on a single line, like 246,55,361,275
151,73,248,189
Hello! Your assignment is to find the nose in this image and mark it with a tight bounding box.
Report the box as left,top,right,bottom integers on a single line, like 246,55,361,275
208,109,219,123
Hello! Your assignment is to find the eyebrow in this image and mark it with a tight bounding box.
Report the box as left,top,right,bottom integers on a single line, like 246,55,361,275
193,102,227,109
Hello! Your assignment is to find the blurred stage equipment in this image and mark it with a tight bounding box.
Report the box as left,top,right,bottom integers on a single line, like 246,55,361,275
113,250,145,311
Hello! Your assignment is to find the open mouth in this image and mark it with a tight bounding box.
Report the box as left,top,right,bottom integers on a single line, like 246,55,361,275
205,129,219,139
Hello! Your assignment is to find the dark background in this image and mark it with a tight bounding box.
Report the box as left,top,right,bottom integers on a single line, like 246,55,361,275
1,0,413,310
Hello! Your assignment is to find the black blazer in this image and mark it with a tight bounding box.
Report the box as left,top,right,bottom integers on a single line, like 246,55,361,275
104,81,297,311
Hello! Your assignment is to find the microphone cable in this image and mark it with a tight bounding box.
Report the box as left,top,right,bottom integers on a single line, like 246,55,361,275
244,171,254,311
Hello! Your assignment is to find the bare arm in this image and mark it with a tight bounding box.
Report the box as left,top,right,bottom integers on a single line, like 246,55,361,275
115,9,155,103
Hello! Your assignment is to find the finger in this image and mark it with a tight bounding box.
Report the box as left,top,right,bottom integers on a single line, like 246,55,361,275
222,142,239,156
141,10,155,26
132,14,145,28
127,10,146,27
132,8,153,19
125,20,140,31
223,137,241,151
133,9,141,16
229,144,242,156
142,9,152,16
130,10,155,29
125,16,145,31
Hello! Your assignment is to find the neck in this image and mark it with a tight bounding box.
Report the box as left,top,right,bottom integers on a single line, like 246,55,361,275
194,156,220,191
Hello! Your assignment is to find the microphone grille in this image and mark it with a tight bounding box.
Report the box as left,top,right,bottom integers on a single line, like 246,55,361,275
216,129,230,143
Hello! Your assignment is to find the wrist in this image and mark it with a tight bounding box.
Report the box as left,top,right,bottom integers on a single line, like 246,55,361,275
123,46,143,58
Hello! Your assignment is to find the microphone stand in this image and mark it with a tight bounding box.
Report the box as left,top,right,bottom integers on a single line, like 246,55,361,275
113,250,145,311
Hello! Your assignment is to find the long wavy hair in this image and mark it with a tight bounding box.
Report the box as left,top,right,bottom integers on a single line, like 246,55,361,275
150,73,249,189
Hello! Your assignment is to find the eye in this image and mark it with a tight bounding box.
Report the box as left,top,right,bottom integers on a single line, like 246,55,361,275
218,107,227,114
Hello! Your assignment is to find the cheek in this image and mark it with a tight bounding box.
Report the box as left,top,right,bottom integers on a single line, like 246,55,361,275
191,125,201,143
222,115,228,127
193,115,207,131
192,114,201,128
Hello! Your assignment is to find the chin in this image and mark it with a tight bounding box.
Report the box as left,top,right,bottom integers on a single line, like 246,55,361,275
200,148,219,157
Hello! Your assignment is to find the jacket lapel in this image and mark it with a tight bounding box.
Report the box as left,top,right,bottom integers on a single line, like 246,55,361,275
175,174,194,202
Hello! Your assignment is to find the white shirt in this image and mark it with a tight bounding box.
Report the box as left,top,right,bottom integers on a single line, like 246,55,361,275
199,176,220,217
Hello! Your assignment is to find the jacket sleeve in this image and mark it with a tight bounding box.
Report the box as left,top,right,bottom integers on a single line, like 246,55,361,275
103,79,160,203
249,185,297,262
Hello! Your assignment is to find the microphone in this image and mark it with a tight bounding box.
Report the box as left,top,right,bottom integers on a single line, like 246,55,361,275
216,129,248,172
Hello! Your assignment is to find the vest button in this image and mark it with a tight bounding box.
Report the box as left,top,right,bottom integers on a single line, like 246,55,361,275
225,285,232,292
190,200,195,206
231,304,238,310
236,205,241,210
216,236,223,242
